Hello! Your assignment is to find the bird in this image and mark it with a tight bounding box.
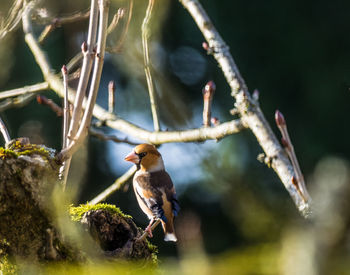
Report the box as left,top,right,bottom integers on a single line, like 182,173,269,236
124,144,180,242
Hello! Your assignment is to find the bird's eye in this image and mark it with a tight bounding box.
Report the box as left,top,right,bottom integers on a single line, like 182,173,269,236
138,152,147,158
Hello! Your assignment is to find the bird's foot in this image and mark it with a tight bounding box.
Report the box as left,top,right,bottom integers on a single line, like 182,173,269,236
145,225,153,238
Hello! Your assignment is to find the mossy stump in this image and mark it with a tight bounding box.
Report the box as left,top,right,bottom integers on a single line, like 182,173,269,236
0,138,72,265
70,204,158,263
0,138,157,272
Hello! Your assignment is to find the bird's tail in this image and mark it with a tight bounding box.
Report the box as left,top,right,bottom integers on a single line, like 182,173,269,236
161,220,177,242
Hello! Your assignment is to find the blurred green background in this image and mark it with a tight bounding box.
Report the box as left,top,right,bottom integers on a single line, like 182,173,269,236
1,0,350,274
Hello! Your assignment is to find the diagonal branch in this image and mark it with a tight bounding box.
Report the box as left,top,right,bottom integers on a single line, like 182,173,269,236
89,166,137,205
0,82,49,99
179,0,311,215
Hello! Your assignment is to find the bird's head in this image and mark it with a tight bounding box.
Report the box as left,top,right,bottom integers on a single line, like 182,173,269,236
124,144,164,172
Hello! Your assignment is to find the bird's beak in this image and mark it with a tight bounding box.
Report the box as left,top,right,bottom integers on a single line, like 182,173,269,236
124,151,139,164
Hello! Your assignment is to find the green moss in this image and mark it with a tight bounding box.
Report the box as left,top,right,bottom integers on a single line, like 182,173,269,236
0,148,17,160
69,203,132,222
145,240,158,265
0,255,17,275
0,144,51,160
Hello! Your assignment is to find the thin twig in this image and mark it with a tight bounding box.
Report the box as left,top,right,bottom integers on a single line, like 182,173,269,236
61,65,70,190
108,0,133,53
62,65,70,149
107,8,124,34
275,110,310,202
0,94,36,112
0,116,10,144
36,95,63,116
179,0,311,215
108,81,115,113
0,0,24,39
59,0,110,161
202,81,215,127
142,0,160,132
22,1,244,148
66,0,99,147
138,219,161,241
89,166,137,205
89,128,139,146
38,10,90,43
0,82,49,100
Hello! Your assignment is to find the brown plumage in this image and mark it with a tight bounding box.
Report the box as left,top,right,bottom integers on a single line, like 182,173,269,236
124,144,180,242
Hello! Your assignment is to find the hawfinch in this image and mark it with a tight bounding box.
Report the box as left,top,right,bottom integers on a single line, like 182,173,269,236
124,144,180,242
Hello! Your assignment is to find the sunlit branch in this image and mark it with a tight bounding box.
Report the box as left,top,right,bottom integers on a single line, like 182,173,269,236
89,128,139,146
179,0,311,215
0,116,10,144
0,82,49,100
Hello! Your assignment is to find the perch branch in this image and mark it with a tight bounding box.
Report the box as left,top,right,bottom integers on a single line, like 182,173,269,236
89,166,137,205
0,82,49,99
138,219,161,241
142,0,160,131
179,0,311,215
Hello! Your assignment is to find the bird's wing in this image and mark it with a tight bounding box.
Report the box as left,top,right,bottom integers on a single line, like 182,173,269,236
149,170,180,217
134,173,167,222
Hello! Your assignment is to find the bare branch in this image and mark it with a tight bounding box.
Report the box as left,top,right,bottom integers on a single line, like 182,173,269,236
62,65,70,149
142,0,160,132
0,82,49,100
89,128,139,146
107,8,124,34
36,95,63,116
179,0,311,215
66,0,99,147
59,0,110,161
107,0,133,53
0,0,24,40
0,116,10,144
89,166,137,205
275,110,310,203
38,10,90,44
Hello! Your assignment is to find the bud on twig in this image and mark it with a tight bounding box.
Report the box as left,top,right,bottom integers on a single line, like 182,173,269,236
275,109,310,204
61,64,68,75
211,117,220,126
275,110,286,127
202,81,216,127
252,89,259,101
202,41,213,54
81,41,88,53
108,80,116,113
